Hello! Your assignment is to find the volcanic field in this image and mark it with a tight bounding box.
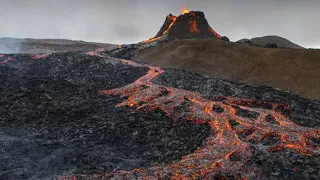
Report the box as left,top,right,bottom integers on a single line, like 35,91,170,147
0,9,320,180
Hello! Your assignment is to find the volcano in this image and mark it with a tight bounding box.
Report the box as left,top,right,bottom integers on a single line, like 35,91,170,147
143,9,222,43
1,8,320,180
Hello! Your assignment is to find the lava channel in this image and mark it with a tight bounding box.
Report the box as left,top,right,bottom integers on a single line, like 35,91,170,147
88,59,320,179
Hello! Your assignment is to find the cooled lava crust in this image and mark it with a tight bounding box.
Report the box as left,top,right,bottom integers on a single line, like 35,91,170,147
0,51,319,180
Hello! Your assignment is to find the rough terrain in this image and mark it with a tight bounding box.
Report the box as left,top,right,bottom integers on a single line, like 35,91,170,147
0,49,319,180
133,38,320,100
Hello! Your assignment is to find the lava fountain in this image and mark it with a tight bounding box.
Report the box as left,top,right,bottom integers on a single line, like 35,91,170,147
182,8,190,15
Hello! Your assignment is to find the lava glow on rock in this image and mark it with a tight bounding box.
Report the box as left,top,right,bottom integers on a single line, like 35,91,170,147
86,48,106,57
143,9,223,43
189,12,201,33
92,59,320,179
209,27,222,39
143,15,177,43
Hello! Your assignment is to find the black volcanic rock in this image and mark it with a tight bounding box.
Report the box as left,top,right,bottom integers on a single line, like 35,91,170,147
1,50,319,179
168,11,221,39
145,11,222,42
221,36,230,41
0,53,211,180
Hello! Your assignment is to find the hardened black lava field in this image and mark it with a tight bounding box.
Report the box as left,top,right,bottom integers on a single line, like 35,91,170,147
0,51,319,180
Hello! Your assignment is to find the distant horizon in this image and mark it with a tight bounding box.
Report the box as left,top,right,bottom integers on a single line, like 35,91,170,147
0,0,319,48
1,35,319,49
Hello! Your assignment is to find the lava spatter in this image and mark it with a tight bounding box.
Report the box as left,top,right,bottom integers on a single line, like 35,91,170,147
96,59,320,179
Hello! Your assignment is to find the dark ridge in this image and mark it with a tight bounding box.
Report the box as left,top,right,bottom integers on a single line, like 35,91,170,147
232,105,260,119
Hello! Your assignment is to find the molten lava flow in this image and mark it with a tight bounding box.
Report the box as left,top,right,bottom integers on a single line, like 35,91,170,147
32,53,51,60
189,20,200,33
188,12,200,33
98,59,320,179
86,48,105,57
209,26,222,39
182,8,190,15
0,56,15,64
143,15,177,43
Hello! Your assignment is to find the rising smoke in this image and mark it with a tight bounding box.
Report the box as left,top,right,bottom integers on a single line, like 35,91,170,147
0,38,24,54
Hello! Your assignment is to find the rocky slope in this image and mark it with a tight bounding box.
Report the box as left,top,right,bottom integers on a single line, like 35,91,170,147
132,38,320,100
0,49,319,180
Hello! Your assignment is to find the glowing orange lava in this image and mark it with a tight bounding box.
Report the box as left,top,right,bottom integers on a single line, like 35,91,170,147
182,8,190,15
96,59,320,179
189,19,200,33
143,15,177,43
188,12,200,33
209,26,222,39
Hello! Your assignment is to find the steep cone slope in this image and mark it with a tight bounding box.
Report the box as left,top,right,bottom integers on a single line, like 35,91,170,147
143,10,221,43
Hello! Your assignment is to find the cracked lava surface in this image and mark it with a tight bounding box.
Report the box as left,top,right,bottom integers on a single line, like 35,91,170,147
1,52,318,179
91,59,320,179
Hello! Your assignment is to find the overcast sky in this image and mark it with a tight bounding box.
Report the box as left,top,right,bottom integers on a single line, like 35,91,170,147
0,0,319,48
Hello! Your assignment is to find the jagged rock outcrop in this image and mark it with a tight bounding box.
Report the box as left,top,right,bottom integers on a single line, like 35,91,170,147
221,36,230,41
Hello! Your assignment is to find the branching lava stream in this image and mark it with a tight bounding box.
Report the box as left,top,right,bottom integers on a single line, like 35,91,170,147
96,59,320,179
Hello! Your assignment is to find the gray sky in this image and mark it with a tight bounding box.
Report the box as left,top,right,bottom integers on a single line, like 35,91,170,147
0,0,319,48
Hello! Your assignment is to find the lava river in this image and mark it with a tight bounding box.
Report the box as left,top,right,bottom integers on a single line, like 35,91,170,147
80,59,320,179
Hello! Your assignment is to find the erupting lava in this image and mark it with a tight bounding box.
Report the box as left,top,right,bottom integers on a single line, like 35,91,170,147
182,8,190,15
98,59,320,179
